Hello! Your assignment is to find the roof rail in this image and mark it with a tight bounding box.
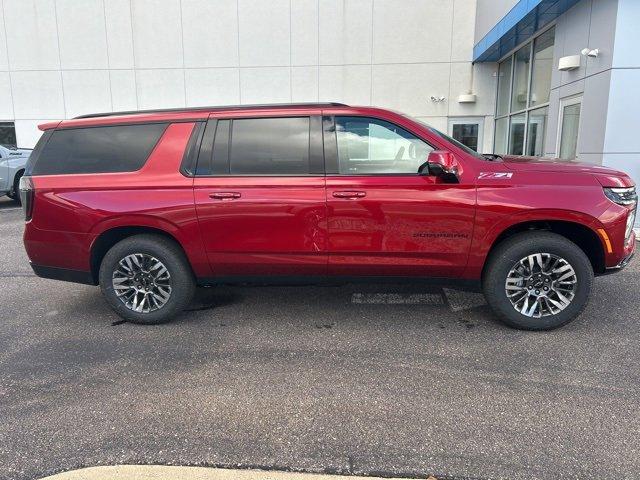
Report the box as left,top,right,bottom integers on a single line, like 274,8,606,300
73,102,349,119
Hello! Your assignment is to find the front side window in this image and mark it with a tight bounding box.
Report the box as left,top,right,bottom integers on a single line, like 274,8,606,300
335,117,432,175
32,123,167,175
229,117,310,175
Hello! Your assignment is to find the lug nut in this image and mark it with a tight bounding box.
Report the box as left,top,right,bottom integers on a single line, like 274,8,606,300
535,290,540,294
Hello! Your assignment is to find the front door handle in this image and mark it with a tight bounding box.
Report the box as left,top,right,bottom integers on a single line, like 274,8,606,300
332,190,366,199
210,192,241,200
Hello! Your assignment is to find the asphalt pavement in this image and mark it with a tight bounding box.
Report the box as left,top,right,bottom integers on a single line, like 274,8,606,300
1,196,639,480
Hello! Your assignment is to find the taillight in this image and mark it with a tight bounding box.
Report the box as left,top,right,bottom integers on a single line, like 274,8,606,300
19,175,34,221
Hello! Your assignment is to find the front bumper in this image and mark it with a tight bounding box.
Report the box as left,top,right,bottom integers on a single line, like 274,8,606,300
602,249,635,275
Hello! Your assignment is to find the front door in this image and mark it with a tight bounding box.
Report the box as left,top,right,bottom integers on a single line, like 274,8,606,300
193,115,327,277
325,116,476,278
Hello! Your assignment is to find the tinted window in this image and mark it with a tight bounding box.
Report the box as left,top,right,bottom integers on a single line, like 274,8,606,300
32,123,167,175
335,117,432,175
229,117,310,175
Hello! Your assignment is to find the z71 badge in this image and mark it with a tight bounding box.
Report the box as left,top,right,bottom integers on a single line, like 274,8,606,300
478,172,513,179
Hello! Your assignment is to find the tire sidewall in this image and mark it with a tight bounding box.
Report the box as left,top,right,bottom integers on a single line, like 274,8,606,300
8,171,23,203
484,234,593,330
99,236,194,324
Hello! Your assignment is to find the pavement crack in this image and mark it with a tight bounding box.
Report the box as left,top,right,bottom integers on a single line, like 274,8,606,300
0,272,35,278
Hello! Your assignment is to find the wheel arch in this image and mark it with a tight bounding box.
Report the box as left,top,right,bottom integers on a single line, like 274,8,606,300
89,225,194,284
8,168,24,197
482,219,606,279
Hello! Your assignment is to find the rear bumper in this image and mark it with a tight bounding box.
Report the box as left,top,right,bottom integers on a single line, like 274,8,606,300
30,263,96,285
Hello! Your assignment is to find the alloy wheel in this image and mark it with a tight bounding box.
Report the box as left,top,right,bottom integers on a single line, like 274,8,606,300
505,253,577,318
112,253,172,313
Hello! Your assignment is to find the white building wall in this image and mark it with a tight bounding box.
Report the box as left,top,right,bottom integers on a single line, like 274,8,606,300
474,0,518,44
602,0,640,196
0,0,496,151
543,0,619,164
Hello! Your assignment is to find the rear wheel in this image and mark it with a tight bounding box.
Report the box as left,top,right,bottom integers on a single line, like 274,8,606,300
99,234,195,324
483,231,593,330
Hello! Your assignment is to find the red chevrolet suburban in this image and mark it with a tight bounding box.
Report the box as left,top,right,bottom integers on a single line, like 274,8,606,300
20,103,636,330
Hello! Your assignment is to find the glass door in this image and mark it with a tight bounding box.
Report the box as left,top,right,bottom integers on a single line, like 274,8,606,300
448,118,484,152
557,96,582,160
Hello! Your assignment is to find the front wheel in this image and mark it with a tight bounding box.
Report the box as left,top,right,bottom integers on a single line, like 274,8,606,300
483,231,593,330
99,234,195,324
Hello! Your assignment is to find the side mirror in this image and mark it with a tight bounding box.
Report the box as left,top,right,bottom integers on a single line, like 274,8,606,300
419,150,460,182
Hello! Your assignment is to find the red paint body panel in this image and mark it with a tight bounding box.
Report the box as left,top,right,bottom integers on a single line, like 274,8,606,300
22,104,636,285
326,175,476,277
193,176,327,276
25,122,211,278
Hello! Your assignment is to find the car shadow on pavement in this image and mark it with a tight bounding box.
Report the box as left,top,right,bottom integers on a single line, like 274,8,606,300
0,197,20,210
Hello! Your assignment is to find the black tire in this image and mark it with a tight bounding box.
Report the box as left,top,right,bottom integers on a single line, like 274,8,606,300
99,234,195,325
7,170,23,204
483,231,593,330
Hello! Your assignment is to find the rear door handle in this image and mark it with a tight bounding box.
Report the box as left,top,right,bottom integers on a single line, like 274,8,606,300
210,192,241,200
332,191,366,199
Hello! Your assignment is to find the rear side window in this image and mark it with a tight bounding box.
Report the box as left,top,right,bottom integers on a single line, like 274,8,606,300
32,123,167,175
228,117,310,175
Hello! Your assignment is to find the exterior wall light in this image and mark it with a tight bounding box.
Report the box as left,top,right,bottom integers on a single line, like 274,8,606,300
558,55,581,71
457,94,477,103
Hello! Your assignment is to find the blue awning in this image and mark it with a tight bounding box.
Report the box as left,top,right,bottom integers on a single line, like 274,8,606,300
473,0,580,62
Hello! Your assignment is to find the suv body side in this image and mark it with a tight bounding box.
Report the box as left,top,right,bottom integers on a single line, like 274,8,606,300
23,105,634,288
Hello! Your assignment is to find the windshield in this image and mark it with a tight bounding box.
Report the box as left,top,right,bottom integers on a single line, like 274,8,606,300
407,116,486,160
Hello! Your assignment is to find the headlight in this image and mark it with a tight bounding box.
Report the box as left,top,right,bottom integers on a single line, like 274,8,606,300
625,207,636,246
603,186,638,206
603,187,637,246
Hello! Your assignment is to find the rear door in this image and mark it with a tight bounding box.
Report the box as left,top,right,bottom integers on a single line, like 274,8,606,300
324,115,476,278
193,114,327,278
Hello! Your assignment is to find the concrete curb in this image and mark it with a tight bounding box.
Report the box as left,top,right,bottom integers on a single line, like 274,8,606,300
40,465,434,480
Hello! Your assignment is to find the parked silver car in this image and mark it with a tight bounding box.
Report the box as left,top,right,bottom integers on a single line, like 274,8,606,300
0,145,31,204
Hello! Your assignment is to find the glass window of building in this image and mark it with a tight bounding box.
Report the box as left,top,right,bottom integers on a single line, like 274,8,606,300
530,29,555,107
527,107,548,156
494,117,509,155
510,45,531,113
496,57,512,117
0,122,17,148
559,100,582,160
494,27,555,157
509,114,526,155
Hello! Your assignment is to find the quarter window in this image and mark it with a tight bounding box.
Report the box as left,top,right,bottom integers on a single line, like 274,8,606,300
32,123,167,175
335,117,432,175
229,117,310,175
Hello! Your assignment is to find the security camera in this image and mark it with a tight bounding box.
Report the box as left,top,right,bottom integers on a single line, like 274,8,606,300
581,48,599,57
